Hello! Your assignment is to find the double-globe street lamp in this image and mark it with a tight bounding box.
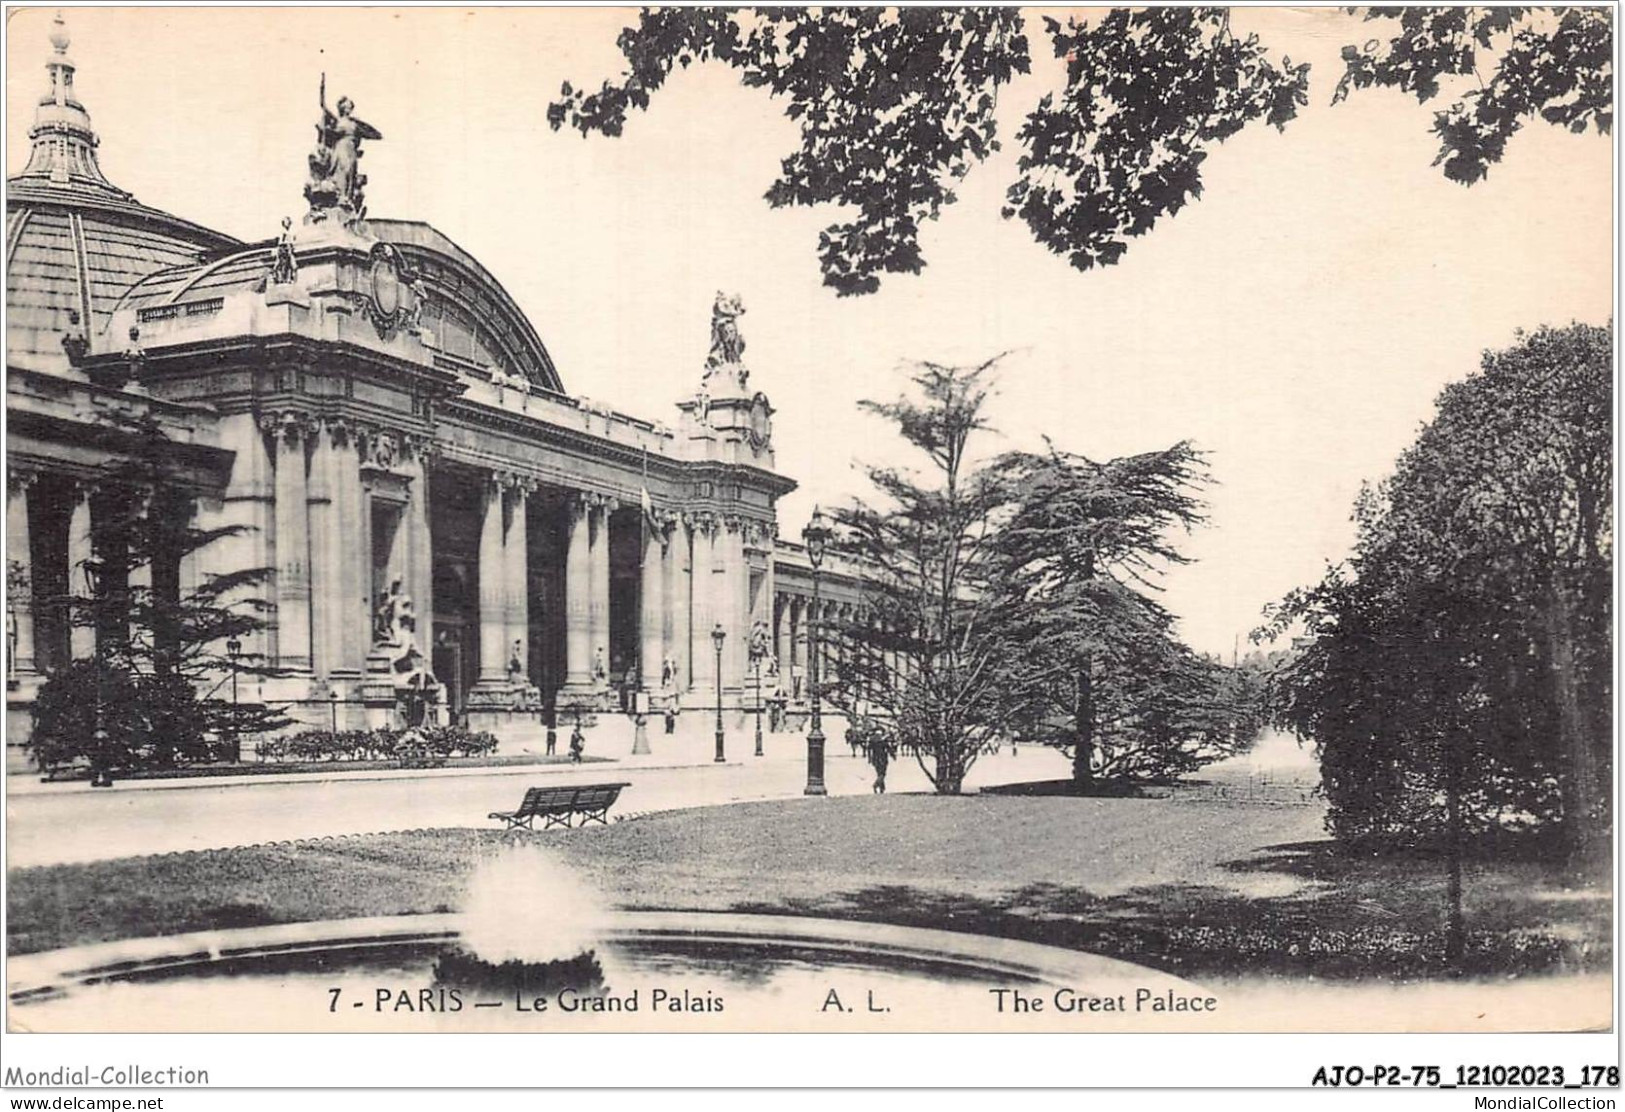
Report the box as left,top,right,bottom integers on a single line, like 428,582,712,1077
802,506,832,796
711,622,726,763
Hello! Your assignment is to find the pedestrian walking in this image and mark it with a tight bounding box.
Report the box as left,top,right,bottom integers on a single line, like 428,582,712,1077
868,735,891,794
569,721,585,763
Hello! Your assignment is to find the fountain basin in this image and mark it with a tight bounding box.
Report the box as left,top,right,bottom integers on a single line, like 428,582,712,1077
9,910,1203,1033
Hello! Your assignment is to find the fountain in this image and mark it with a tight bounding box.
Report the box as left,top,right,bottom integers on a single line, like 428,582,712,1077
9,846,1204,1033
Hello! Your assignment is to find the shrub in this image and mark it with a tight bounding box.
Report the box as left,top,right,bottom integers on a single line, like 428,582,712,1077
27,660,231,775
253,725,500,764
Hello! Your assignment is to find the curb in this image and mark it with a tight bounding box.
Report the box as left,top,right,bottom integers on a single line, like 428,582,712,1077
6,756,760,797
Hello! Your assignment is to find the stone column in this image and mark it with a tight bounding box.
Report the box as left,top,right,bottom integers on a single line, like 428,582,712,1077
690,514,717,697
404,448,434,674
794,597,809,672
828,602,842,689
562,492,592,692
67,482,94,660
192,414,274,666
780,595,793,689
639,522,665,693
670,516,691,692
333,426,368,675
839,603,851,684
812,598,825,695
720,516,746,693
305,421,339,679
270,418,311,672
474,474,507,688
504,484,529,685
126,498,152,600
589,501,611,690
7,473,35,681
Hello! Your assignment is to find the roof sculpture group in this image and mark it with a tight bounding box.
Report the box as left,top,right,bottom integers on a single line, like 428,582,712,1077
305,74,381,225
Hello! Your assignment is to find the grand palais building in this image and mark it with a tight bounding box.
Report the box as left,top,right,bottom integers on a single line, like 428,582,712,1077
5,17,869,757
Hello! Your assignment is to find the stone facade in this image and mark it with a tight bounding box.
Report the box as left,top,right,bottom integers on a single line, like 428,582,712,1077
5,17,872,756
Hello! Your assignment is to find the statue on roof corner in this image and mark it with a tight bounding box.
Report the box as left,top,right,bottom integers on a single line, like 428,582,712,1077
702,291,749,392
268,217,298,285
305,73,382,225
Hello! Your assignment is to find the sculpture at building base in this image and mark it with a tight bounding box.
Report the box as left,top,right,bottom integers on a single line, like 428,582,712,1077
368,578,439,724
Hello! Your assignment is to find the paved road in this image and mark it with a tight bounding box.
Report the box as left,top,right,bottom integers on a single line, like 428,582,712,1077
6,730,1072,869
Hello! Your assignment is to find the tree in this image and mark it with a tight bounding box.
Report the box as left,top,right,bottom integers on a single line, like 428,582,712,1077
549,8,1606,293
825,356,1008,794
988,442,1253,785
1335,7,1612,186
26,417,289,777
1266,322,1611,873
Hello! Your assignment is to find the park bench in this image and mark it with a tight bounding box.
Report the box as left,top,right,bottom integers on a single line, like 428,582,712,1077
487,783,631,830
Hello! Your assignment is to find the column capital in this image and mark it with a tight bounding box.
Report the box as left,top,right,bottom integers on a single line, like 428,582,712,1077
63,474,106,500
257,409,313,444
742,518,775,548
405,433,437,463
483,468,539,495
572,489,618,517
316,414,353,446
7,469,38,496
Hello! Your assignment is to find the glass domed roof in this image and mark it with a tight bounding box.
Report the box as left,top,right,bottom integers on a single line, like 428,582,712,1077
6,13,241,372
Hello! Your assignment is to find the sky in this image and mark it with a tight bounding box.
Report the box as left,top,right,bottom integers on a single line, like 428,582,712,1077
6,6,1613,658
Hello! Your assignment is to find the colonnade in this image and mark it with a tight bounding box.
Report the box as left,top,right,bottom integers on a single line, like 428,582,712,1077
769,592,904,701
556,503,770,704
6,469,170,683
243,411,434,685
5,415,784,716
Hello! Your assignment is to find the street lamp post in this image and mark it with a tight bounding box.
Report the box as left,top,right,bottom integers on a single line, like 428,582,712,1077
226,636,242,763
753,646,764,757
328,686,339,733
83,559,112,788
711,623,726,763
802,506,832,796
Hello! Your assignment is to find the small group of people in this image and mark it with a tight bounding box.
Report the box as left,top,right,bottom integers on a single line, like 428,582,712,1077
542,711,586,763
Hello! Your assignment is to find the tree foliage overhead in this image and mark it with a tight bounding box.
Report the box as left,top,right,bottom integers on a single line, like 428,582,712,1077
550,8,1031,296
1334,7,1613,185
549,7,1606,293
1265,322,1612,868
1006,9,1309,272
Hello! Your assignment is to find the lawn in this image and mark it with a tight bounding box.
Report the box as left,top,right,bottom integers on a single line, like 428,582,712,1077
7,794,1610,981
